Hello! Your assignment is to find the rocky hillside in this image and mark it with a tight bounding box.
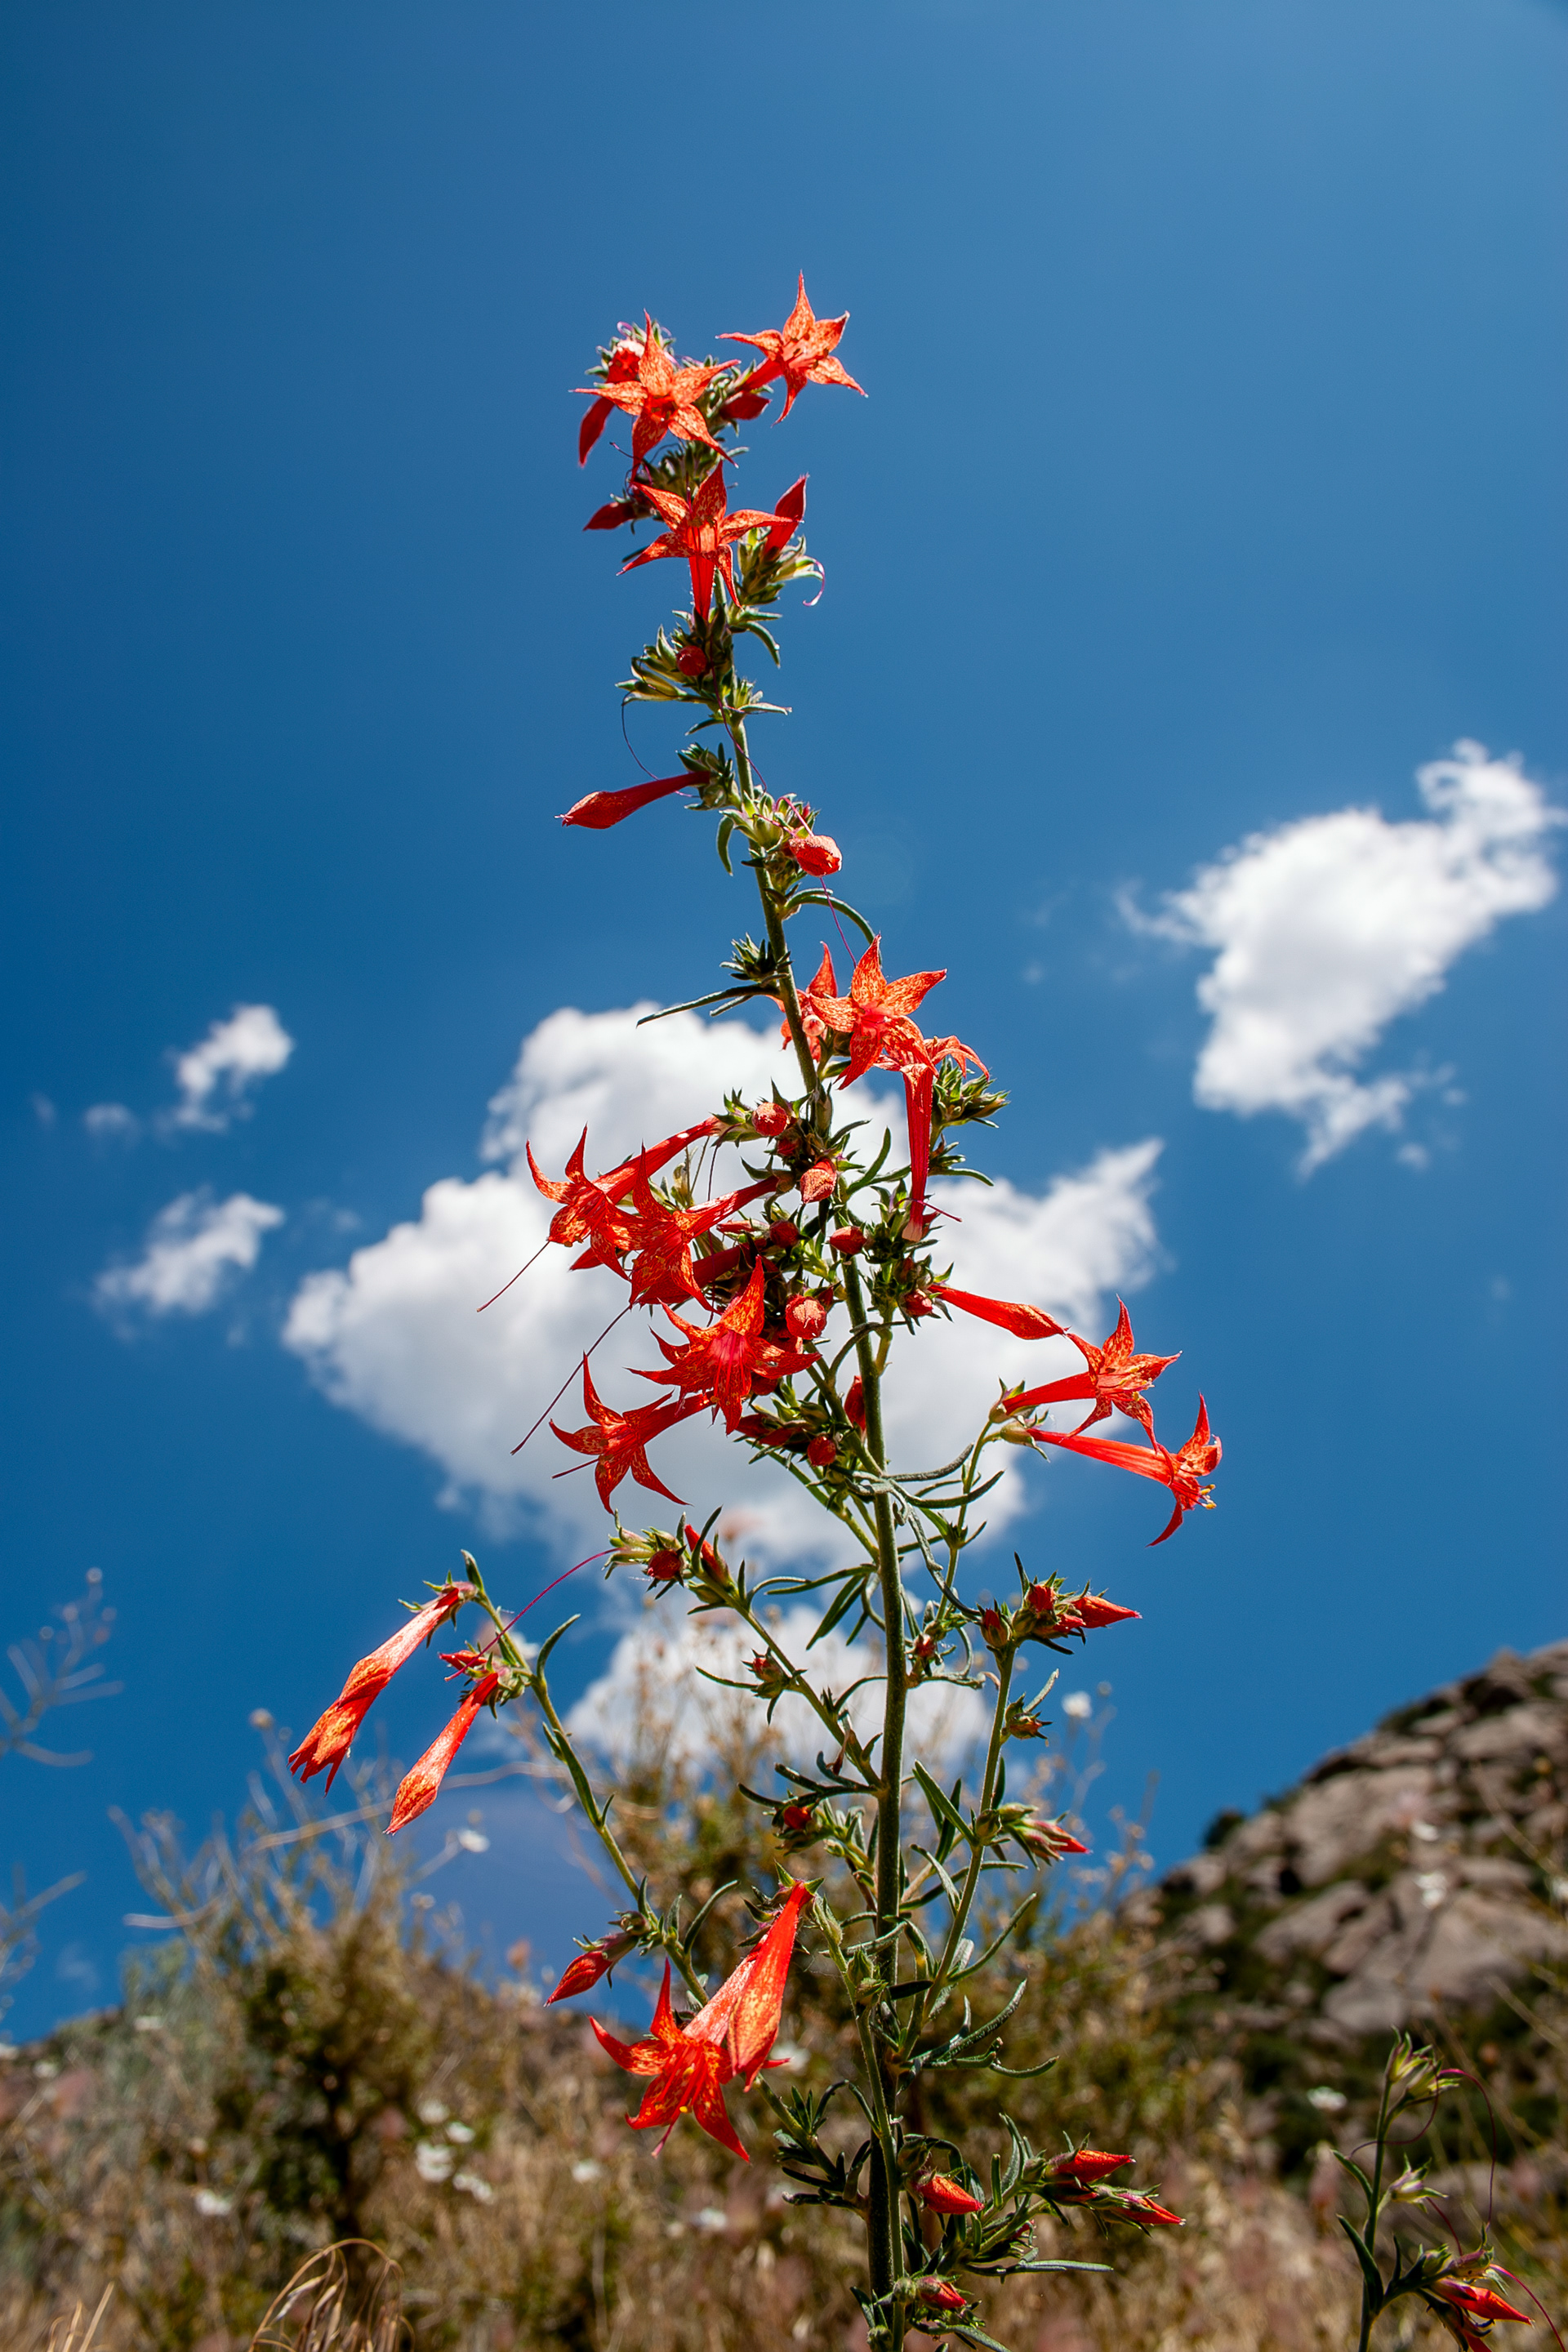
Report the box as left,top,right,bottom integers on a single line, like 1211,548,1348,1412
1143,1637,1568,2172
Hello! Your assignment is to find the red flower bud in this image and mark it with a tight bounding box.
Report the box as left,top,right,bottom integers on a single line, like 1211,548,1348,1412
675,646,708,677
806,1434,838,1469
980,1606,1009,1650
584,498,639,532
786,1293,829,1343
1049,2149,1132,2184
779,1802,815,1834
799,1160,838,1202
546,1930,638,2004
1067,1588,1141,1630
645,1548,684,1584
915,2280,969,2313
1020,1813,1090,1862
904,1290,934,1319
787,831,842,877
752,1100,791,1136
1120,2193,1183,2227
844,1377,866,1430
769,1218,802,1246
764,474,807,553
827,1226,864,1256
559,773,692,831
917,2173,984,2216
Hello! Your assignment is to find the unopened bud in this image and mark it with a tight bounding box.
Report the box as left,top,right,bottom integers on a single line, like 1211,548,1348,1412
827,1227,864,1257
806,1435,838,1470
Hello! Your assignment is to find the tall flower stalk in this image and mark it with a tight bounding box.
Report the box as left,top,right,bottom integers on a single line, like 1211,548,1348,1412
290,279,1219,2350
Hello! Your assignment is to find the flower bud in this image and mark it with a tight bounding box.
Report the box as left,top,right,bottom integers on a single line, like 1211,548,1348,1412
980,1606,1010,1652
675,646,708,678
786,1293,830,1343
546,1929,639,2004
827,1226,864,1256
778,1802,816,1837
752,1100,791,1137
917,2173,984,2217
769,1218,802,1247
904,1290,934,1319
915,2280,969,2314
806,1435,838,1470
787,831,843,878
844,1377,866,1430
798,1160,837,1203
645,1549,684,1585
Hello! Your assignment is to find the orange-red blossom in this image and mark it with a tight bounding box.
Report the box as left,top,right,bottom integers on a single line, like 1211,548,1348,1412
1429,2276,1531,2345
288,1584,470,1791
387,1672,500,1834
591,1881,813,2159
574,318,726,470
917,2172,984,2216
1010,1298,1178,1440
721,276,866,419
620,472,788,620
635,1258,816,1432
1032,1400,1221,1546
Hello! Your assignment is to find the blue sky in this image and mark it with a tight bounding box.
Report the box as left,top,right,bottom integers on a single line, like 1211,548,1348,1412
2,0,1564,2038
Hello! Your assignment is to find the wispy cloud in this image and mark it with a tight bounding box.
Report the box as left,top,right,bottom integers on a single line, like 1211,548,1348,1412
84,1102,140,1144
96,1190,285,1318
167,1004,295,1132
284,1004,1164,1566
1133,742,1561,1172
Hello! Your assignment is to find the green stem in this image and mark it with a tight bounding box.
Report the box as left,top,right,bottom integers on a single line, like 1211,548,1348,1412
909,1647,1015,2054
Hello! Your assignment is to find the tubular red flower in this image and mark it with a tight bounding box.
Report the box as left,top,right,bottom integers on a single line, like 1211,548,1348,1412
929,1283,1065,1341
573,317,726,470
584,498,639,532
1432,2280,1531,2326
550,1361,703,1511
1031,1399,1221,1546
787,831,842,877
387,1673,499,1834
546,1930,637,2005
591,1882,812,2158
288,1584,470,1790
559,773,693,830
1119,2193,1183,2227
915,2279,969,2314
1068,1589,1141,1630
1020,1814,1090,1861
1049,2149,1132,2183
635,1259,817,1432
620,472,787,620
917,2172,984,2216
721,277,866,419
765,474,807,552
1010,1300,1178,1438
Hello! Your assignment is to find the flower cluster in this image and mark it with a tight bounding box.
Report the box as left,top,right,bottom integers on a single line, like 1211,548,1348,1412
283,279,1221,2350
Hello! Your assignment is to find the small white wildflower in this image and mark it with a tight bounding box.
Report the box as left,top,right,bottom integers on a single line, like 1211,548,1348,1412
1306,2086,1347,2112
414,2140,456,2184
1062,1691,1092,1722
455,1828,489,1853
571,2158,603,2184
452,2170,494,2203
194,2189,233,2217
693,2206,728,2233
416,2096,450,2126
1410,1820,1440,1842
445,2119,475,2145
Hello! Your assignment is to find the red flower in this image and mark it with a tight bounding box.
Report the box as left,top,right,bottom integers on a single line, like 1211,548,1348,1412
584,497,639,532
1031,1399,1221,1547
526,1120,715,1252
787,831,842,877
622,1165,763,1306
929,1283,1065,1341
577,338,643,465
918,2173,984,2216
721,276,866,418
551,1361,703,1510
1011,1300,1178,1439
620,471,787,620
559,773,693,830
1049,2149,1132,2184
801,939,984,1226
1432,2279,1530,2328
575,317,726,470
765,474,807,553
288,1584,470,1790
591,1881,812,2158
636,1259,817,1432
387,1673,499,1833
1034,1585,1139,1633
719,376,772,423
546,1930,638,2005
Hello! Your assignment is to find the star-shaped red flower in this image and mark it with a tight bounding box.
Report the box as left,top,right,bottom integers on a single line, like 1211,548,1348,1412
574,318,726,470
621,1167,773,1306
1011,1300,1179,1439
635,1258,816,1431
1031,1398,1221,1546
620,471,786,619
722,276,866,419
550,1361,702,1511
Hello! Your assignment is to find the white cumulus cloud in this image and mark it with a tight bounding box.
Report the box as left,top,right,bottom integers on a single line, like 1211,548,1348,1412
1140,742,1561,1173
168,1004,295,1131
284,1004,1164,1567
96,1189,285,1317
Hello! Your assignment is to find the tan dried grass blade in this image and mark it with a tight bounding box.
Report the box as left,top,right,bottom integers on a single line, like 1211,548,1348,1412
248,2239,407,2351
